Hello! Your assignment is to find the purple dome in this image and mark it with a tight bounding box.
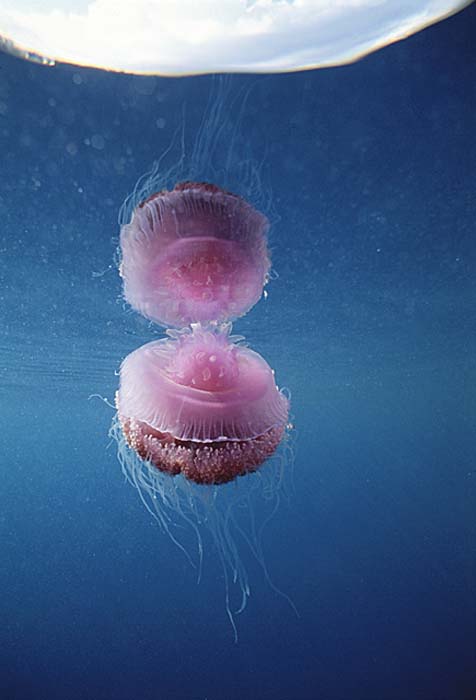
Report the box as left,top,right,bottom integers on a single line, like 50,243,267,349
120,182,271,328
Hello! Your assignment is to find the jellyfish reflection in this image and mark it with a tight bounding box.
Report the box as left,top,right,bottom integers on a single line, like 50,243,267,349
119,181,271,328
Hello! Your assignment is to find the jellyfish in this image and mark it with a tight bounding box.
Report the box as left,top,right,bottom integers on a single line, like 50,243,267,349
112,318,294,638
114,319,292,636
112,112,295,636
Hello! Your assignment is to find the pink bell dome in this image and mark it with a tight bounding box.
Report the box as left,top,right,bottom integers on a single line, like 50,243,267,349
120,181,270,328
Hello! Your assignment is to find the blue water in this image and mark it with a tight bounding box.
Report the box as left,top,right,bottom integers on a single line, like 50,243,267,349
1,5,475,700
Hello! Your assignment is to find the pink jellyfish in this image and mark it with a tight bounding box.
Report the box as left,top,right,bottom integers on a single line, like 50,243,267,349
116,324,289,485
119,181,271,328
117,179,288,485
113,173,294,638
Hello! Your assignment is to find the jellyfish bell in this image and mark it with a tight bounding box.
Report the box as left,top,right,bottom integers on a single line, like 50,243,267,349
119,181,270,328
116,324,289,485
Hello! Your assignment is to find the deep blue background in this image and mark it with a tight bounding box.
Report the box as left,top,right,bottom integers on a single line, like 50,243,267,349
0,5,475,700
